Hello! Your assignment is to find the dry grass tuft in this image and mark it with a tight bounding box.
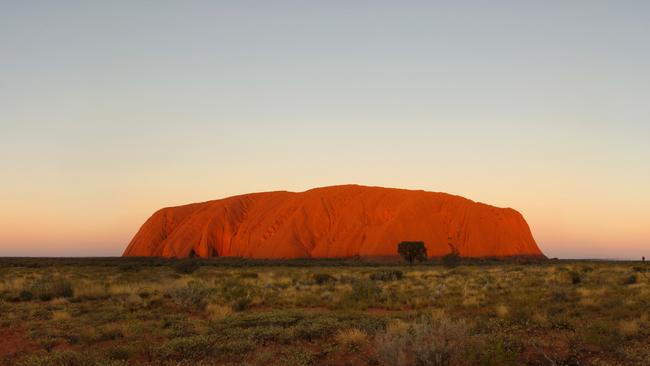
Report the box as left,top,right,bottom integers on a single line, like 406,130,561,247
531,309,550,326
73,281,107,299
206,303,233,321
619,320,640,337
335,328,368,349
51,310,71,321
125,293,144,309
430,308,446,320
50,298,69,306
385,319,409,336
0,278,26,293
462,295,480,307
495,304,510,318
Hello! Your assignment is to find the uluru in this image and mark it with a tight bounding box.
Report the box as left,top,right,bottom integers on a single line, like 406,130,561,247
123,185,544,259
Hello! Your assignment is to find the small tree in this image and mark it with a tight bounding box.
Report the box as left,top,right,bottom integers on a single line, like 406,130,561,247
173,259,200,274
442,249,461,268
398,241,428,265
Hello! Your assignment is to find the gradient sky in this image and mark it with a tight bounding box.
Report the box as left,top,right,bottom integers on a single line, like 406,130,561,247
1,1,649,258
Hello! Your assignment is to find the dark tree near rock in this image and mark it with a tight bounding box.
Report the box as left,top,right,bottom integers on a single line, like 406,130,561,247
442,249,461,268
398,241,428,265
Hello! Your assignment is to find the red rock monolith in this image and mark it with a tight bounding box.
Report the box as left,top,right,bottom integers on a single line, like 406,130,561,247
123,185,544,259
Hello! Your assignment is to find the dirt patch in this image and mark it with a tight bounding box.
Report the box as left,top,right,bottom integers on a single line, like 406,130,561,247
366,307,414,315
0,327,39,365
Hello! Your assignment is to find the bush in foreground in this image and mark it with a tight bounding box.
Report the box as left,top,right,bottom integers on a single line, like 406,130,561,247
370,270,404,281
313,273,337,285
27,276,74,301
375,315,473,366
167,281,211,311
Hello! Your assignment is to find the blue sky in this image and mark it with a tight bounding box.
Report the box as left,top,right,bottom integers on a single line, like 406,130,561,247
1,1,649,258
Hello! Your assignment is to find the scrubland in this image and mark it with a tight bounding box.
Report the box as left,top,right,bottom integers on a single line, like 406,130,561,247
0,258,648,365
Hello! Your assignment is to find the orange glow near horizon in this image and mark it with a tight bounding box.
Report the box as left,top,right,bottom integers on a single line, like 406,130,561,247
1,179,648,259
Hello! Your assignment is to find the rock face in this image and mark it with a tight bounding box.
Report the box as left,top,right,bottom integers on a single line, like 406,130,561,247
123,185,544,259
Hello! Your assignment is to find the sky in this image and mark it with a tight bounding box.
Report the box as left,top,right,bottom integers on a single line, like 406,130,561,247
1,1,649,259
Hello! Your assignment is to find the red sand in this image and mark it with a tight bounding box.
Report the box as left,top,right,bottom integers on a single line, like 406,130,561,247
123,185,544,259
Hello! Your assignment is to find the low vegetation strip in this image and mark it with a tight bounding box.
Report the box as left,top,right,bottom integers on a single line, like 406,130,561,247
0,259,648,365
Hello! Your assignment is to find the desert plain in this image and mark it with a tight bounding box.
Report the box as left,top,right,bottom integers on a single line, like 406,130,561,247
0,257,648,366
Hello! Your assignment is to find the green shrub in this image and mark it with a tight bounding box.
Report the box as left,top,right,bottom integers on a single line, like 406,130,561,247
106,346,132,361
31,281,52,301
313,273,336,285
470,336,520,366
19,290,33,301
220,338,256,354
370,270,403,282
173,259,200,274
232,297,253,311
280,348,316,366
29,276,74,301
375,316,474,366
168,281,211,311
338,275,357,284
581,322,622,352
53,277,74,297
163,316,197,337
155,335,217,361
214,310,385,346
98,326,124,341
624,274,637,285
31,308,51,320
219,278,255,311
442,250,461,268
550,289,570,303
290,317,340,340
118,263,138,272
342,280,381,309
165,334,255,356
16,350,95,366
